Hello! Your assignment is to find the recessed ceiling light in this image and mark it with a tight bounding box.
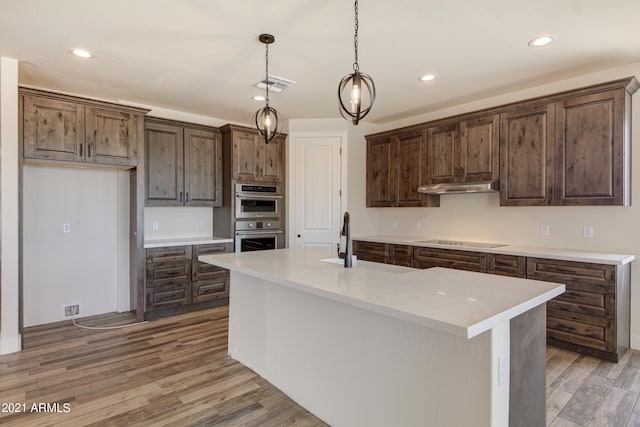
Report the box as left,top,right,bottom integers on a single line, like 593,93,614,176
253,95,265,101
528,35,556,48
419,74,436,81
70,48,94,58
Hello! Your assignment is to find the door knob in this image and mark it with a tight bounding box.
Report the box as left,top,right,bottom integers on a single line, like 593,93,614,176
297,234,301,238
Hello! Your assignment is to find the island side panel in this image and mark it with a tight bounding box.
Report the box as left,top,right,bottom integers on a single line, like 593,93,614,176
510,304,546,427
227,271,508,427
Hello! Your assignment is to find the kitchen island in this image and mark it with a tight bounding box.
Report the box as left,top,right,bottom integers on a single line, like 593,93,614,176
199,248,565,427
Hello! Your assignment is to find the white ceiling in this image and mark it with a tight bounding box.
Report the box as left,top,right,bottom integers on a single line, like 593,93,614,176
2,0,640,126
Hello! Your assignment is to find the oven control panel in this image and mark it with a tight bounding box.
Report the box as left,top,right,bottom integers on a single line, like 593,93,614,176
235,219,282,231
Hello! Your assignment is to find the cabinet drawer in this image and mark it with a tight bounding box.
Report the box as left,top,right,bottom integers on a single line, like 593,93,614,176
146,261,191,285
388,244,413,267
146,246,192,263
527,258,615,318
193,278,229,303
547,308,615,353
146,282,191,310
413,247,486,272
487,254,526,278
353,241,387,263
192,243,232,281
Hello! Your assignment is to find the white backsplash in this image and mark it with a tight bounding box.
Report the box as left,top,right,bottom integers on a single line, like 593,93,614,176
144,206,214,240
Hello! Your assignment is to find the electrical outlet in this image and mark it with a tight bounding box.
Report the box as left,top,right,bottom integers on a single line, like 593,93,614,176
195,220,203,230
583,225,594,238
540,224,550,237
63,223,71,233
63,304,80,317
152,221,159,231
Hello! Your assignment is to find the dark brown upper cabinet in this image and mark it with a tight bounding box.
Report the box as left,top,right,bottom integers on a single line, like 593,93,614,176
459,114,500,182
426,123,457,184
22,89,144,168
145,118,222,207
221,125,285,184
366,77,637,208
554,88,629,205
501,78,638,206
500,103,556,206
425,114,499,184
366,130,439,207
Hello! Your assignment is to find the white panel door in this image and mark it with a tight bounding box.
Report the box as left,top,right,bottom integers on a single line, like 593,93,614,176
293,135,342,251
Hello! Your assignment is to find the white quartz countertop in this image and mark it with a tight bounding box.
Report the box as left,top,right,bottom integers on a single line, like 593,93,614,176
144,236,233,248
354,235,635,266
199,248,565,339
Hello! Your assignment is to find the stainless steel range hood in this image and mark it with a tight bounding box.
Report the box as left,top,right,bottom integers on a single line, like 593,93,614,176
418,180,499,195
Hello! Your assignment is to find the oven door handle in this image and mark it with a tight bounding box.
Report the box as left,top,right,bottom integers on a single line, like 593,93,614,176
236,193,284,199
236,230,284,236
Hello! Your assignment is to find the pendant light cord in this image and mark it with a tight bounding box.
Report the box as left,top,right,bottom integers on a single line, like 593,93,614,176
353,0,359,71
265,42,270,106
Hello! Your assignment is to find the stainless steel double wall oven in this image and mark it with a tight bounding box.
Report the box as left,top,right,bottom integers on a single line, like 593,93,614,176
234,183,284,252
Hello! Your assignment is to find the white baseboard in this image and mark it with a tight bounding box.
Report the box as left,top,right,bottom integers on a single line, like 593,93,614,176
0,334,22,355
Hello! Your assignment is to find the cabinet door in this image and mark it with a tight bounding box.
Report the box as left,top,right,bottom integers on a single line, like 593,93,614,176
426,124,458,184
145,122,184,206
260,134,285,182
366,136,396,206
500,103,555,206
232,130,260,181
396,131,427,207
555,89,626,205
192,243,232,281
459,114,499,182
184,128,222,206
23,95,85,162
85,107,137,167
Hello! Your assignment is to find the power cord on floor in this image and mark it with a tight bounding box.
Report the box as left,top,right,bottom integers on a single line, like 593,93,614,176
72,314,148,330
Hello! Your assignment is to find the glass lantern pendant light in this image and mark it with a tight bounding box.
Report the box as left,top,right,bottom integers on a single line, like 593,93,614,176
338,0,376,125
253,33,281,144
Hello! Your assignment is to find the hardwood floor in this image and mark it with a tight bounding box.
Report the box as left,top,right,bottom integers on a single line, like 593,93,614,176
0,306,325,426
2,306,640,426
547,346,640,426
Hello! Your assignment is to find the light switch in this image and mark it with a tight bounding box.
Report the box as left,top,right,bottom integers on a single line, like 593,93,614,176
152,221,159,231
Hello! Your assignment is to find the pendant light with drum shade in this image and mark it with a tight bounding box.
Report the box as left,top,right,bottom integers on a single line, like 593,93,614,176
253,34,281,144
338,0,376,125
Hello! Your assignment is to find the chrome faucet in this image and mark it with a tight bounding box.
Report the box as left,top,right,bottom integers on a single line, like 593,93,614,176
338,211,353,268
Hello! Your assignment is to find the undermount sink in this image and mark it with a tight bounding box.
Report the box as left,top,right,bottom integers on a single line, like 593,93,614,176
321,256,358,266
415,239,507,249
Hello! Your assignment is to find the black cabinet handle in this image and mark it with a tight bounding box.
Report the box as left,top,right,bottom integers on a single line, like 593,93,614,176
180,192,183,203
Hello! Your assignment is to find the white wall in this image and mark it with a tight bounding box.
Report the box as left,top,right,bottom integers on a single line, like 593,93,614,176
0,57,21,354
23,166,125,326
144,206,214,240
357,63,640,348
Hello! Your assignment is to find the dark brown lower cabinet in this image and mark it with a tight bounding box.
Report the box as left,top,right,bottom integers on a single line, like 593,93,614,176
388,244,413,267
352,241,414,267
413,247,486,272
352,241,387,263
527,258,628,362
353,239,629,362
145,242,232,319
487,254,526,278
